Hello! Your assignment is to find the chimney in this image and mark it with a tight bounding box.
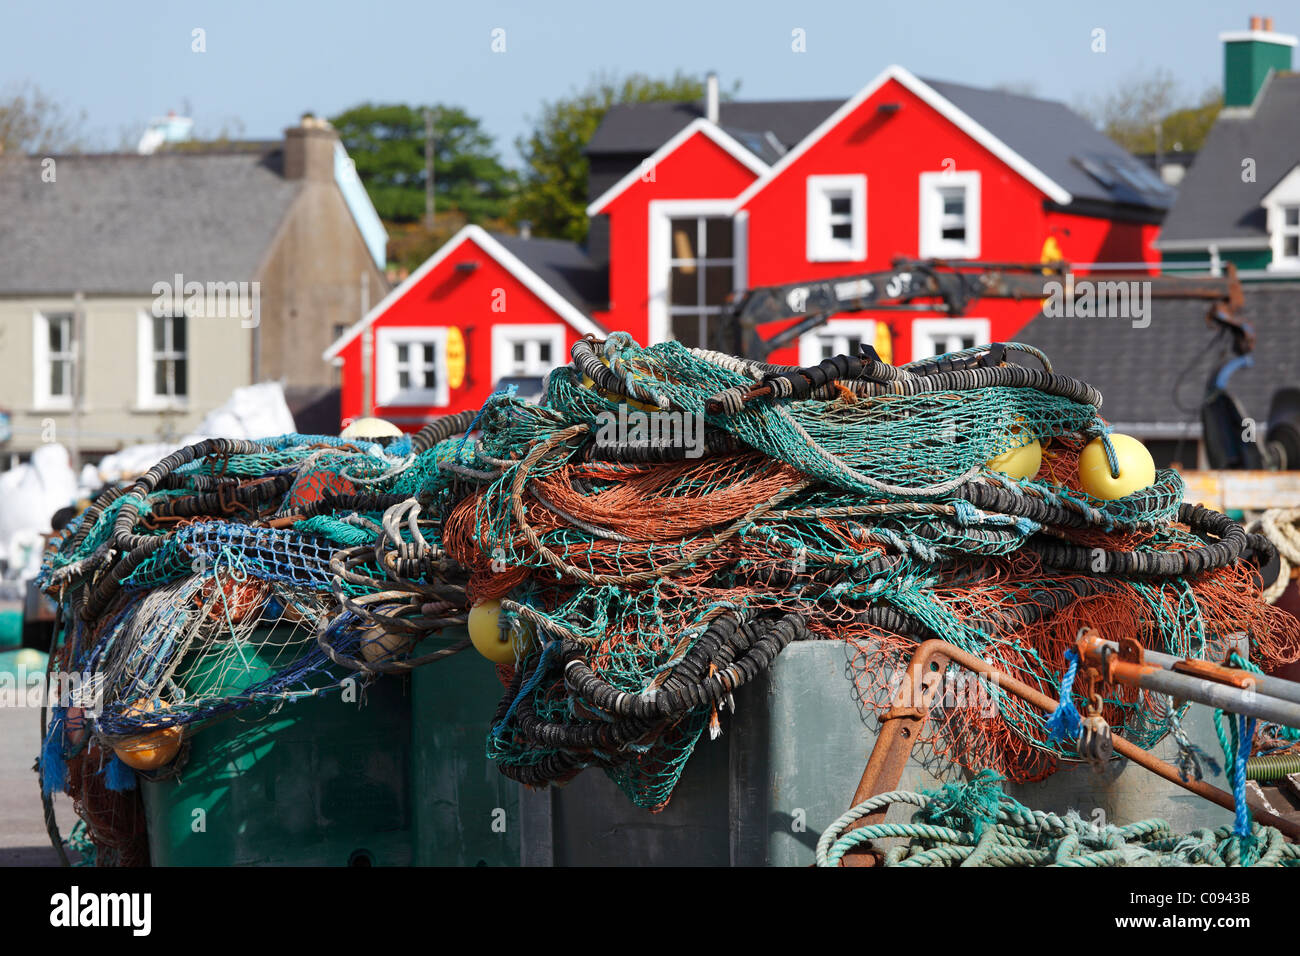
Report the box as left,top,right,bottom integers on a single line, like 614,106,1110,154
705,72,720,124
1220,16,1297,107
284,112,338,181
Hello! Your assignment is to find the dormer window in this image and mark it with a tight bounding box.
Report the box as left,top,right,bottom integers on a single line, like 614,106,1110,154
1262,164,1300,271
1280,205,1300,262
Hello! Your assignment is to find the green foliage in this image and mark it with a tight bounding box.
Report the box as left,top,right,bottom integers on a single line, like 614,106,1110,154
514,72,732,243
1076,70,1222,154
330,102,514,223
0,81,86,153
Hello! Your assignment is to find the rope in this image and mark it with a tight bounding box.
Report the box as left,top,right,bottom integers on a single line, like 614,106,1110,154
817,774,1300,867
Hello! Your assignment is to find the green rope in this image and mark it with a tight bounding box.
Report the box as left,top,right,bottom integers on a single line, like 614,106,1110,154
817,774,1300,867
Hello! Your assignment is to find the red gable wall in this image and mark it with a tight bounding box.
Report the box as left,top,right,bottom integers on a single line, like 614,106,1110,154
337,233,591,428
739,76,1155,365
593,129,762,340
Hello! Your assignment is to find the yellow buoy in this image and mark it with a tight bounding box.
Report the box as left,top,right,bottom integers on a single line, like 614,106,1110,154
467,599,533,665
112,701,183,771
1078,434,1156,500
985,425,1042,481
341,417,403,439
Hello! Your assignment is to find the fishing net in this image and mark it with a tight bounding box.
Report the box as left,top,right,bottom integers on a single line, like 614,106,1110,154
37,333,1300,837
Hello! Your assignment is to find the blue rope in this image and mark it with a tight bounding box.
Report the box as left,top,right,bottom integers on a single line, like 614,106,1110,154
1232,713,1256,840
455,384,516,464
1045,649,1083,744
1096,424,1121,479
491,639,558,739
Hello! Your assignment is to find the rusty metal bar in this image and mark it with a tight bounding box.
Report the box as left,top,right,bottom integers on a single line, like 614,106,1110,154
837,638,1300,864
1078,631,1300,707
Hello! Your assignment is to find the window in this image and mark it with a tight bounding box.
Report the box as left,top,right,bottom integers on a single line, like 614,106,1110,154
798,319,879,368
1262,165,1300,271
919,171,981,259
492,324,565,383
911,318,990,361
806,175,867,262
1279,205,1300,264
376,327,449,406
136,311,188,408
667,216,736,349
33,311,77,408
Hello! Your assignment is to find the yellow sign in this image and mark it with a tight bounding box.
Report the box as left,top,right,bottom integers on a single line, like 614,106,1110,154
446,326,466,390
873,321,893,365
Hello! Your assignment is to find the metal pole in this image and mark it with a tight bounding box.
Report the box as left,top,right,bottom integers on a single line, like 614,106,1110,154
69,291,84,471
1082,634,1300,707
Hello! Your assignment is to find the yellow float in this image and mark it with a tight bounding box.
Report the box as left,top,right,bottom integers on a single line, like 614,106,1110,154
1078,434,1155,500
468,599,534,665
984,423,1042,480
111,701,183,771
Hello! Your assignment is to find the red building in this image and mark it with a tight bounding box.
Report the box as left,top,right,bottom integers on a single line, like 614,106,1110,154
328,65,1171,424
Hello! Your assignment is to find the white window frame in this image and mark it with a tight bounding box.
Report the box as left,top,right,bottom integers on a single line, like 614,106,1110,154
1262,165,1300,272
1271,203,1300,270
919,170,981,259
798,319,879,367
910,318,990,362
491,323,565,383
375,326,449,407
806,175,867,262
135,310,190,410
32,310,78,410
647,200,747,346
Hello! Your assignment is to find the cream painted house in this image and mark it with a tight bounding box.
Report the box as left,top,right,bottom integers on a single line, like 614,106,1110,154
0,116,388,460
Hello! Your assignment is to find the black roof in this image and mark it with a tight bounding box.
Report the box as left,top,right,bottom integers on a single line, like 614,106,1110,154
1012,284,1300,433
585,76,1173,212
1158,73,1300,245
586,99,842,161
491,232,608,316
921,77,1174,211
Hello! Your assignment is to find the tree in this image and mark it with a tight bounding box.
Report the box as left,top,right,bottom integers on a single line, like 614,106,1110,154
329,103,513,223
515,72,731,243
1076,69,1221,154
0,82,86,154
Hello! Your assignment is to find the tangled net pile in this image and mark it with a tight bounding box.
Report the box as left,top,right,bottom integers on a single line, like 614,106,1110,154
38,332,1300,857
816,771,1300,867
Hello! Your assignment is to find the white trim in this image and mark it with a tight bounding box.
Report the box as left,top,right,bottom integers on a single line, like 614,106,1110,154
910,317,990,362
491,323,566,382
32,310,77,411
135,310,190,411
1218,29,1298,46
323,224,603,361
375,326,449,407
1153,236,1271,251
647,199,744,346
798,319,878,367
1260,164,1300,271
585,118,769,216
806,174,867,262
733,65,1072,210
919,170,981,259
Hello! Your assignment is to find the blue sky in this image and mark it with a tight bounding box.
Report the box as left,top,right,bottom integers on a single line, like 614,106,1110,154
0,0,1278,163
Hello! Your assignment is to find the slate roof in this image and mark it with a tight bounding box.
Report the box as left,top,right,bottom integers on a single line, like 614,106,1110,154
0,149,302,295
920,77,1174,211
586,99,842,159
1012,284,1300,433
586,76,1173,212
492,232,607,314
1157,73,1300,245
